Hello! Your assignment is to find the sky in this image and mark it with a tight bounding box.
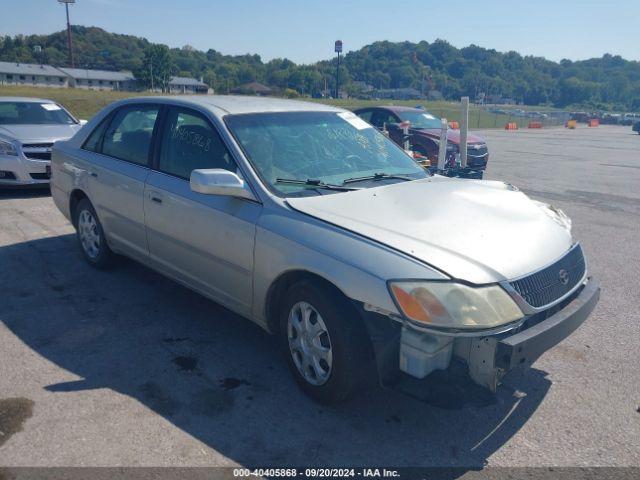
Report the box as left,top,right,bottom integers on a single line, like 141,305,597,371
1,0,638,64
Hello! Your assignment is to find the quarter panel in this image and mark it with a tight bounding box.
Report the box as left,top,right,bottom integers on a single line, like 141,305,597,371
52,141,93,219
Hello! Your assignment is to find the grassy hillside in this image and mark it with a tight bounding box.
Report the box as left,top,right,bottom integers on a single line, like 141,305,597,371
0,85,562,129
3,26,640,110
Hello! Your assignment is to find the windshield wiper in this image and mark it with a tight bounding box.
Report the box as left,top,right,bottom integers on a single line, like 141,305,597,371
342,172,414,185
275,178,357,191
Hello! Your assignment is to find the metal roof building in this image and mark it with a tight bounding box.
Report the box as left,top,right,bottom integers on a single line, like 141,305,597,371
0,62,69,88
56,67,137,91
231,81,274,96
168,76,209,94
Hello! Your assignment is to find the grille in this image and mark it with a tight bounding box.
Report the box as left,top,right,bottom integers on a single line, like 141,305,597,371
24,151,51,160
510,244,586,308
22,143,53,161
29,172,50,180
466,144,488,168
467,144,488,157
22,143,54,149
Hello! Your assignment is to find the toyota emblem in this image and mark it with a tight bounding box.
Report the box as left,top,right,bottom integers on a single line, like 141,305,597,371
558,269,570,285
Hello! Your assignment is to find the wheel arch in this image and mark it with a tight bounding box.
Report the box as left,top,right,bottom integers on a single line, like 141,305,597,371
69,189,89,228
264,269,353,334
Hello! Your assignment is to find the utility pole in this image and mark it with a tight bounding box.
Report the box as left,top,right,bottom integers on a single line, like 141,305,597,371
58,0,76,68
334,40,342,99
460,96,469,169
149,57,154,91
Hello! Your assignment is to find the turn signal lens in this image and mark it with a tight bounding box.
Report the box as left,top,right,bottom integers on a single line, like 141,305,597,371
391,285,431,323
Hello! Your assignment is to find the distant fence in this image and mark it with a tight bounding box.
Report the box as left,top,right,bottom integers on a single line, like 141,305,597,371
476,107,571,129
426,104,572,130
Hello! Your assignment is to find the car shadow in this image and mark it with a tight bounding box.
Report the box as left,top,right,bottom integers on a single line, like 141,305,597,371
1,233,551,471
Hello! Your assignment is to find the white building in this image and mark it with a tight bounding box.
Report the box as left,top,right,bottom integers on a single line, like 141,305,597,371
168,76,209,94
56,68,137,91
0,62,69,88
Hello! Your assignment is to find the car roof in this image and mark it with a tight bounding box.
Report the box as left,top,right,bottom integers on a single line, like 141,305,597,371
354,105,426,114
376,105,424,113
112,95,345,115
0,97,57,104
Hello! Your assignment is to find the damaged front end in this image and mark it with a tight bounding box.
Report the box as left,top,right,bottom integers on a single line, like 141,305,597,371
361,275,600,393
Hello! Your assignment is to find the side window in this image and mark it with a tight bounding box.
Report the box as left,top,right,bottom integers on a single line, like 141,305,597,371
82,116,110,153
102,106,159,165
158,107,236,179
355,109,374,123
371,110,398,128
370,110,385,128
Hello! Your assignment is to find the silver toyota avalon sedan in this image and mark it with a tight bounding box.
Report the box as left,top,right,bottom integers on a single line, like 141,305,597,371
0,97,83,186
51,96,600,404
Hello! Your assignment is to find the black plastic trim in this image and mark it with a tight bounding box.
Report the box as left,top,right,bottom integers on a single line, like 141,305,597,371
496,278,600,370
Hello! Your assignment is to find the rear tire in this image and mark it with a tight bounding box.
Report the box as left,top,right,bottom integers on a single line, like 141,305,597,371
279,280,374,404
74,198,115,269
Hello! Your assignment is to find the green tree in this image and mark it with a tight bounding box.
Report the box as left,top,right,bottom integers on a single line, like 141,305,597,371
136,44,174,92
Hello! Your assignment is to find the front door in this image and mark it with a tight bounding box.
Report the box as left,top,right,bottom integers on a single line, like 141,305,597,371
143,106,261,316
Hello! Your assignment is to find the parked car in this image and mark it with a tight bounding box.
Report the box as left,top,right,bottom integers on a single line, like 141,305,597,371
633,121,640,134
353,106,489,170
0,97,84,186
52,96,599,404
622,113,640,126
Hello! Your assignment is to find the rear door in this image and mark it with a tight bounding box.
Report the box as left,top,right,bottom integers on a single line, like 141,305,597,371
82,104,160,261
143,106,261,316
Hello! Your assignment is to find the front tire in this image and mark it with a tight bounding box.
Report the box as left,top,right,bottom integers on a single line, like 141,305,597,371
279,280,374,404
74,198,115,269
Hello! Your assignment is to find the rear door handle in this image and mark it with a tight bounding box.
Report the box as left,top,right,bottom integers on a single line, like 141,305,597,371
89,171,98,178
149,191,163,204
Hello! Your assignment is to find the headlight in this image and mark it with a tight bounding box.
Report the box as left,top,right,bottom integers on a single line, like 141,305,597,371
0,140,17,156
389,281,523,330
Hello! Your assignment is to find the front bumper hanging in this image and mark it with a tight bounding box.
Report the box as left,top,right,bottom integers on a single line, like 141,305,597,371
467,277,600,390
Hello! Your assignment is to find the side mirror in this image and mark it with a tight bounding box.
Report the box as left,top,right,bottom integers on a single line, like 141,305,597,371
190,168,255,200
79,119,88,126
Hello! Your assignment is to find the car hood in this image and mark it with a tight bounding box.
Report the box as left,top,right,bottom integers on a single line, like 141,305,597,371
415,128,485,144
286,177,573,284
0,124,82,144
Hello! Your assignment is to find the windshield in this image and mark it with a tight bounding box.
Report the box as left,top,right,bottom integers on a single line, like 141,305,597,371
225,111,427,197
0,102,76,125
396,110,442,129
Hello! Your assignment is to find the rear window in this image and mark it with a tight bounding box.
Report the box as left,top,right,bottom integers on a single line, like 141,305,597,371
82,116,111,153
92,106,159,166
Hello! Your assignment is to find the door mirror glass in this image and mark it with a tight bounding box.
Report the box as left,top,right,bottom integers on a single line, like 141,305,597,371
190,168,255,200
